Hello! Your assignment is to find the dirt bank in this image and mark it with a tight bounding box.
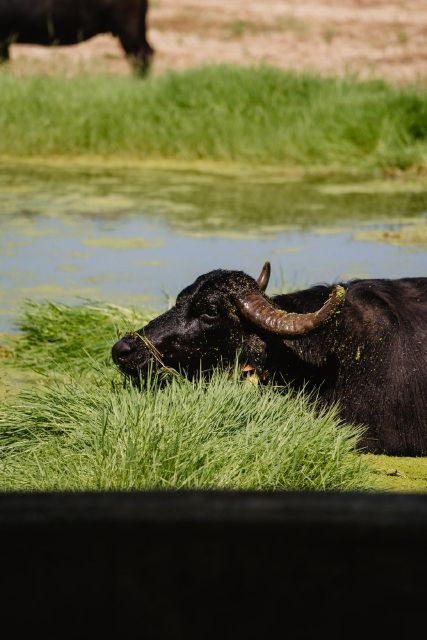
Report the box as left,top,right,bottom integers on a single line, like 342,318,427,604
5,0,427,84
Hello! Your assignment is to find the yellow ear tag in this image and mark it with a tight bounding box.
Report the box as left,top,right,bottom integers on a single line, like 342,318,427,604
241,364,259,386
247,372,260,386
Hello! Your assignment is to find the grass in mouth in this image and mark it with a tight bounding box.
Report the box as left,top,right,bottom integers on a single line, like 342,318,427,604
0,300,371,492
0,65,427,171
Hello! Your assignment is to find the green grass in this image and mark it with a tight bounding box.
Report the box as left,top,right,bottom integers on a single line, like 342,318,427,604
10,300,153,373
0,300,371,491
1,66,427,171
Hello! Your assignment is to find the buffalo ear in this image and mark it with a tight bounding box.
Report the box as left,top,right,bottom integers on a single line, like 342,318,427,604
238,333,267,374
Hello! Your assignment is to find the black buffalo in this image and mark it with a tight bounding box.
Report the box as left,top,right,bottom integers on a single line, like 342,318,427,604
112,263,427,456
0,0,153,73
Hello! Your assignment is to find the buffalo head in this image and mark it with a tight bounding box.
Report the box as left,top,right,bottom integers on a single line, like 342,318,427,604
112,263,344,381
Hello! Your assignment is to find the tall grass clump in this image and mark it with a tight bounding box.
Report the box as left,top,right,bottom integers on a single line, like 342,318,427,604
0,66,427,170
0,367,370,492
0,301,372,492
10,300,154,373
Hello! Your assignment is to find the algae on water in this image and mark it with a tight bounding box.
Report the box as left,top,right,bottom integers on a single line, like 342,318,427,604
354,218,427,250
83,236,163,250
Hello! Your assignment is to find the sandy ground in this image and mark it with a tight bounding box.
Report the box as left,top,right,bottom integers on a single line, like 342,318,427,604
4,0,427,84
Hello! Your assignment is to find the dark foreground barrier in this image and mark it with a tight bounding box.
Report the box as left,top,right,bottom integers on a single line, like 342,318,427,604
0,490,426,638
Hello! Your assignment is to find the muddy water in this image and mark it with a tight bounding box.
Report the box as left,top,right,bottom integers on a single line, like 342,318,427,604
1,164,427,332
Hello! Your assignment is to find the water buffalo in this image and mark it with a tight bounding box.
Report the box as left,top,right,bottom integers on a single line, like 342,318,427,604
112,263,427,456
0,0,153,73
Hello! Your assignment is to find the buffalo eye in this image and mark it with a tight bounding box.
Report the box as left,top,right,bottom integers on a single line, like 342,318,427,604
200,305,219,323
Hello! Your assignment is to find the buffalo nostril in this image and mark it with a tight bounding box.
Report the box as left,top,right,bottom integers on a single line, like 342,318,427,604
112,339,134,362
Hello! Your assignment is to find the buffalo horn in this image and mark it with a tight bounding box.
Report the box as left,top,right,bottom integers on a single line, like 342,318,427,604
237,285,345,335
256,261,271,291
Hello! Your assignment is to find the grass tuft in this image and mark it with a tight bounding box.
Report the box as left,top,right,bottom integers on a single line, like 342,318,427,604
9,300,154,373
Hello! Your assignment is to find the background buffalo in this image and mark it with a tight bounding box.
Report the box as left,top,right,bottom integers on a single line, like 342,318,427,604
0,0,153,73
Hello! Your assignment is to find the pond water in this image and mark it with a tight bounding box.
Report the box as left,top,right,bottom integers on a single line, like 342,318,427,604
1,164,427,332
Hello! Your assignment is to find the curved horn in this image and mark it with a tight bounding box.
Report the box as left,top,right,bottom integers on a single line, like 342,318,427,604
237,285,345,336
256,261,271,292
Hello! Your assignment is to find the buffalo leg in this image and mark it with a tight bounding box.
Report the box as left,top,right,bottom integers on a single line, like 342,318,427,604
0,41,10,62
133,2,154,76
133,42,154,76
118,32,154,76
